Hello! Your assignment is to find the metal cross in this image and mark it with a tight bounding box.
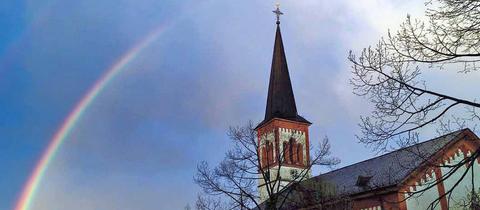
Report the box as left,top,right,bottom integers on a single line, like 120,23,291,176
273,3,283,24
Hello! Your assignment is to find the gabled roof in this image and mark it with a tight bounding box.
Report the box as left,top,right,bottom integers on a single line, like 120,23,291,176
256,24,310,129
311,129,475,196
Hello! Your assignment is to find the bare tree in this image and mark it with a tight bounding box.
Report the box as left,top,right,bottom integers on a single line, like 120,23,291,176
195,194,232,210
194,121,339,210
349,0,480,209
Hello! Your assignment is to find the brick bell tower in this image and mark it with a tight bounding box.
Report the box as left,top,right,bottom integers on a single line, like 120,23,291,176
256,5,312,202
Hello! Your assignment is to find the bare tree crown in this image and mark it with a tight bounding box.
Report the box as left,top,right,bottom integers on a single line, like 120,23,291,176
350,0,480,151
194,121,339,210
349,0,480,209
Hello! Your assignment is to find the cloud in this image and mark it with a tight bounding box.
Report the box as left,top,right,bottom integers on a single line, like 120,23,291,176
32,165,196,210
12,0,480,209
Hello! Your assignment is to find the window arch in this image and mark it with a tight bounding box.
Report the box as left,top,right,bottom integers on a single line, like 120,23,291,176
292,142,298,164
261,147,267,167
283,142,290,164
283,138,304,165
266,141,274,165
297,144,303,166
288,138,296,164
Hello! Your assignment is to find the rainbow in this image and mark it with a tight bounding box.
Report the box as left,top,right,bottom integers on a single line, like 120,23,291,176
14,25,167,210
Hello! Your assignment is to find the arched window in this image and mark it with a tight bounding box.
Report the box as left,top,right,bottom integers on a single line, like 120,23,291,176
267,141,274,165
261,147,267,167
292,142,298,164
289,138,295,164
297,144,303,166
283,142,290,164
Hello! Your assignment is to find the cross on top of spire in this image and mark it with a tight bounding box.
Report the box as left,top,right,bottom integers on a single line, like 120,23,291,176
273,3,283,24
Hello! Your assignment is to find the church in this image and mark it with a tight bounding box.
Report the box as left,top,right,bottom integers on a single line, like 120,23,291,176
255,7,480,210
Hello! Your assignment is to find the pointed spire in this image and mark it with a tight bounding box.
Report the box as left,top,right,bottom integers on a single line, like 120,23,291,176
257,17,310,129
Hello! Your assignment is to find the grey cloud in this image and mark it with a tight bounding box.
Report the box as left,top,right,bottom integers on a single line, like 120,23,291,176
28,0,450,209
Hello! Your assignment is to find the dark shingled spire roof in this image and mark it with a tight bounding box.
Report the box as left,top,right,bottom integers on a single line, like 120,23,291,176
256,23,310,129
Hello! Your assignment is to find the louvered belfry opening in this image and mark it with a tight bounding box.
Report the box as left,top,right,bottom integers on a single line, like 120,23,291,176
283,138,304,166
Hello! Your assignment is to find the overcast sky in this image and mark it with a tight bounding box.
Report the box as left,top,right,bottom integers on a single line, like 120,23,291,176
4,0,480,209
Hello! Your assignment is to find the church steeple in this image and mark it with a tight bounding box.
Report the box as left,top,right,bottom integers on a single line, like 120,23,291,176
256,6,312,202
257,8,310,129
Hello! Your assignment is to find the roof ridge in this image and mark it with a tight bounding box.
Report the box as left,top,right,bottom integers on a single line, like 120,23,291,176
315,129,467,178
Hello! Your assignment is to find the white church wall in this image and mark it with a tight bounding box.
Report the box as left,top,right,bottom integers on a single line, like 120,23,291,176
259,131,275,148
258,128,310,202
257,165,311,202
405,146,480,210
278,128,307,165
405,171,441,210
441,149,480,209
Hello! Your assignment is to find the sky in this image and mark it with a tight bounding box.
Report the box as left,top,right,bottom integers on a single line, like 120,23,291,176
2,0,480,209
